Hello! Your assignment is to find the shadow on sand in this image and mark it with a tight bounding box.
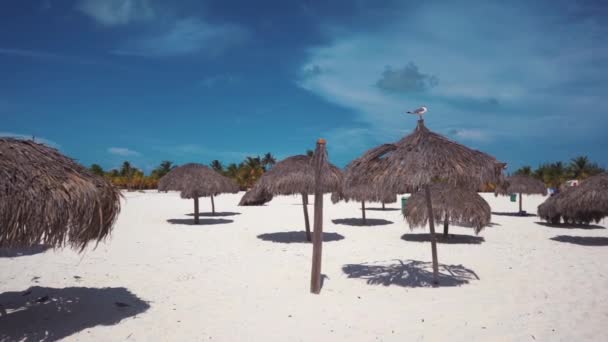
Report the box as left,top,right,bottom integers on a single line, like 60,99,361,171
363,207,400,212
332,218,393,227
0,286,149,341
257,231,344,244
492,212,536,217
401,233,485,245
0,245,51,258
342,259,479,288
167,218,233,226
535,222,605,230
186,212,241,217
550,235,608,246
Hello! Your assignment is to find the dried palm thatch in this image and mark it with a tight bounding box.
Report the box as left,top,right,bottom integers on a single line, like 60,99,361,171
378,120,505,193
333,144,398,222
255,154,343,241
375,119,505,284
0,138,121,250
403,184,491,235
495,175,547,196
239,186,273,206
158,163,238,223
495,174,547,214
538,173,608,225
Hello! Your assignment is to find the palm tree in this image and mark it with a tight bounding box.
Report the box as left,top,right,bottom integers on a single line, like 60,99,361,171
306,149,314,157
120,161,134,178
262,153,276,170
225,163,239,179
89,164,105,177
210,160,223,173
514,165,532,176
151,161,175,179
567,156,604,180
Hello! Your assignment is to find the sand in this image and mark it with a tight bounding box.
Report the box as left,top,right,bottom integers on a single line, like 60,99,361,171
1,191,607,341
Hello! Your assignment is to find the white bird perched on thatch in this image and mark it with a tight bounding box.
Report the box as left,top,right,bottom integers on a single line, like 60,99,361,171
407,106,427,119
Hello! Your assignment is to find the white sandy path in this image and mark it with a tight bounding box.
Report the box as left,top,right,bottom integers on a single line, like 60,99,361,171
1,191,607,341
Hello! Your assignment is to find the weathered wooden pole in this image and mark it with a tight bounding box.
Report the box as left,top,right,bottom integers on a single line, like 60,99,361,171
302,193,311,242
443,212,449,237
211,194,216,215
382,202,385,210
424,185,439,284
310,138,326,294
518,192,523,214
193,197,200,224
361,201,366,224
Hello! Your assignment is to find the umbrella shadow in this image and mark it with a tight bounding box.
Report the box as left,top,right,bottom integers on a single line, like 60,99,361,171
332,218,393,226
492,212,536,217
550,235,608,246
0,286,149,341
257,231,345,244
0,245,51,258
167,218,233,226
186,212,241,217
363,207,400,212
535,221,605,230
401,233,485,244
342,259,479,288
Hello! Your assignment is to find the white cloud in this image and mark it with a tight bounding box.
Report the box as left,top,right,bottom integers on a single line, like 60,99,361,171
0,132,60,148
77,0,155,26
113,18,249,57
108,147,141,156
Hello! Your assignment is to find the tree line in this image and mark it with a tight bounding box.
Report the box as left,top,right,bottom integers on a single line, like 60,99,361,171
512,156,605,188
89,153,278,190
91,154,604,191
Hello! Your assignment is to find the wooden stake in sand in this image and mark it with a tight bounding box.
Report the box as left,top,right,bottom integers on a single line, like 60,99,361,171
310,138,327,294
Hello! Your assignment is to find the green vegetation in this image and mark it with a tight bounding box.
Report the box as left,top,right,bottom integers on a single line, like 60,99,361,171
514,155,605,188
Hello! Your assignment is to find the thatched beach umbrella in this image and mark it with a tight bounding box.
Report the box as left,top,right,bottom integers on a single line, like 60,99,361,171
239,186,273,206
158,163,238,224
333,144,398,223
496,174,547,214
403,184,491,236
0,138,121,250
253,154,342,241
538,173,608,225
377,118,505,283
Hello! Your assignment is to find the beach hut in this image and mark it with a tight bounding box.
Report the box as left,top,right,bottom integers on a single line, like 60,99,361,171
158,163,238,224
332,144,398,224
495,174,547,214
0,138,121,250
252,154,342,242
377,118,505,284
238,186,273,206
538,173,608,225
403,184,491,236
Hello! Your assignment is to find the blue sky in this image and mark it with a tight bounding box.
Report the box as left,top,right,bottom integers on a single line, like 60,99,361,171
1,0,606,173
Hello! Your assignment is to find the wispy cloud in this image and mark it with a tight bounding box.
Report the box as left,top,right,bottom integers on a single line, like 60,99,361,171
199,74,239,88
0,132,60,148
108,147,141,156
0,47,121,68
77,0,155,26
113,18,249,57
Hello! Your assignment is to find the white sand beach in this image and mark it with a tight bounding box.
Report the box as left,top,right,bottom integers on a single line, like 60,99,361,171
1,191,607,341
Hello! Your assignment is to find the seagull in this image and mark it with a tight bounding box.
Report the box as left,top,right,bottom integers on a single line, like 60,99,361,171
406,106,427,119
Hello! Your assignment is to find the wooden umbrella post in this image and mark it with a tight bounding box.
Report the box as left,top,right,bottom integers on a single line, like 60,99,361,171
361,201,366,224
310,138,326,294
302,193,311,242
211,194,216,216
443,212,449,237
193,197,200,224
424,185,439,285
519,192,523,214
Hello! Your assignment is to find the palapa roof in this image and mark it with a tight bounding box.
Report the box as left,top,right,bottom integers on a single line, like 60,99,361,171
403,183,491,234
335,144,398,203
254,155,343,196
239,186,273,206
538,173,608,224
378,120,505,193
158,163,238,198
0,138,121,250
495,174,547,195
